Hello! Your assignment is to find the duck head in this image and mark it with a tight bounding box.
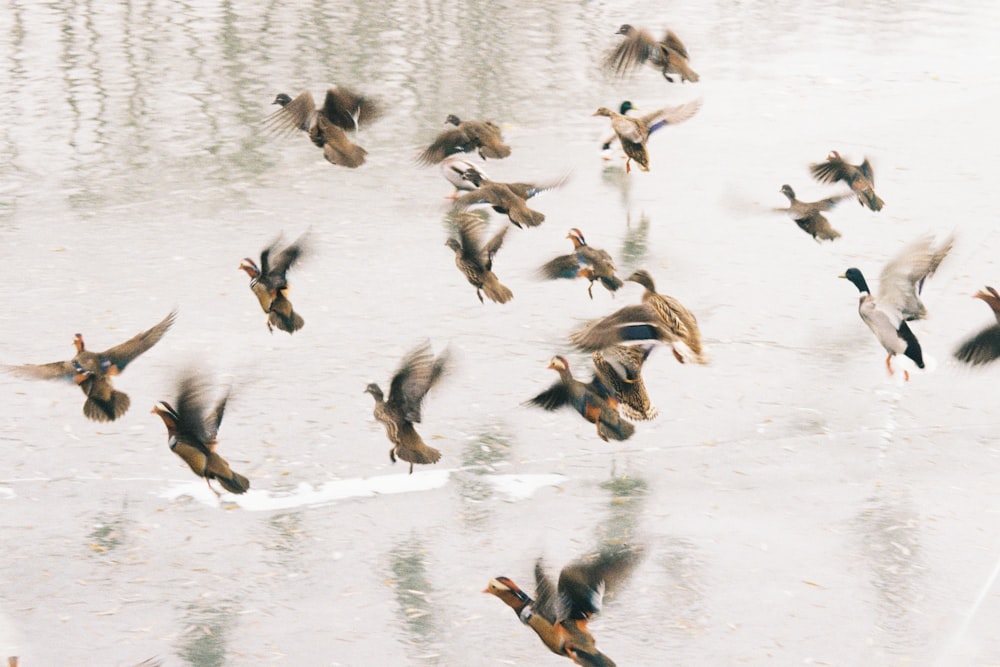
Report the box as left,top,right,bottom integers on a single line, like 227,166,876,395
483,576,533,610
627,270,656,292
619,100,635,115
592,107,615,118
567,228,587,247
363,383,384,401
272,93,292,107
444,238,462,253
444,114,462,126
238,258,261,279
615,24,636,36
547,355,569,372
839,267,870,294
151,401,179,431
73,333,85,353
461,169,485,187
780,184,796,200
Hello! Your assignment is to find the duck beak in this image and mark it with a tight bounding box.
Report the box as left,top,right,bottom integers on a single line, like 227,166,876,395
837,273,847,279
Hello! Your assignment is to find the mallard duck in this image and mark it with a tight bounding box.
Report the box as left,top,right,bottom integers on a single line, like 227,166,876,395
4,310,177,422
365,341,450,473
775,184,850,242
592,344,658,421
540,228,623,299
264,87,382,168
238,232,309,334
417,114,511,165
484,545,643,667
839,234,954,380
604,24,699,83
954,286,1000,366
810,151,884,212
527,356,634,442
453,170,567,228
152,370,249,496
592,99,701,173
445,212,512,304
440,155,490,198
599,101,636,157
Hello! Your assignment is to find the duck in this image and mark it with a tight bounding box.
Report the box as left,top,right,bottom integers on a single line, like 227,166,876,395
839,234,954,380
417,114,511,165
445,212,512,304
152,370,249,497
592,99,702,173
526,356,634,442
238,232,309,334
4,310,177,422
599,101,637,158
604,24,699,83
452,170,567,228
440,155,490,198
592,344,658,421
954,286,1000,366
364,341,450,473
539,228,623,299
810,151,884,211
484,545,643,667
264,86,382,168
775,184,850,242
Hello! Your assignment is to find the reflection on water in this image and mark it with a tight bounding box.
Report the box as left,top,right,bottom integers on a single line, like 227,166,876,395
454,427,512,529
87,502,130,555
387,536,441,664
619,210,651,273
597,460,648,548
177,597,237,667
854,489,924,654
263,511,306,571
659,536,707,638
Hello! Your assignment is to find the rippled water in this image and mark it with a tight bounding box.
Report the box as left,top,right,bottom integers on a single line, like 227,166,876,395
1,1,1000,665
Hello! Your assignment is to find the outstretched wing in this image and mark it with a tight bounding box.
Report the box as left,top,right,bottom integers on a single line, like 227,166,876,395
102,310,177,373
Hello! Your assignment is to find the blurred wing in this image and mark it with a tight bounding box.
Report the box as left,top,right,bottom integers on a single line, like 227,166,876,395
858,157,875,182
878,234,953,320
321,86,382,130
643,98,702,131
262,91,316,135
662,29,689,59
809,155,848,184
205,389,229,442
954,325,1000,366
387,341,442,423
527,382,571,411
3,360,76,382
102,310,177,372
604,27,658,76
173,372,212,447
532,560,559,624
418,127,473,165
540,253,583,280
558,545,643,620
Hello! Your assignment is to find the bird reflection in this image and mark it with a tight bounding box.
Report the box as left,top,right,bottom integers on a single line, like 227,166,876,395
388,536,441,661
177,598,236,667
455,428,513,529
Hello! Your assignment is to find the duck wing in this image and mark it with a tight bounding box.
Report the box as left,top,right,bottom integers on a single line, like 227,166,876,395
320,86,382,130
101,310,177,373
877,234,953,321
954,325,1000,366
263,90,316,135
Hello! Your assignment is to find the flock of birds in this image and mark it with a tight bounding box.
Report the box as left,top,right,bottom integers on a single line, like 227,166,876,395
4,21,1000,667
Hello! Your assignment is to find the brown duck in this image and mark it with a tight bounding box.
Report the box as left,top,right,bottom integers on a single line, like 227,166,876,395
809,151,884,211
365,341,450,473
592,344,658,421
775,184,850,242
264,86,382,168
527,356,634,442
604,24,699,83
592,99,701,173
484,545,643,667
4,310,177,422
445,212,513,304
954,286,1000,366
238,232,309,334
453,169,566,229
152,371,249,496
417,114,511,165
540,228,623,299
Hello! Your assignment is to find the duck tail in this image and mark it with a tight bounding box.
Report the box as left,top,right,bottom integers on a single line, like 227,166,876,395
601,275,624,292
217,471,250,495
83,390,130,422
482,274,514,304
598,417,635,442
864,191,885,212
898,321,925,369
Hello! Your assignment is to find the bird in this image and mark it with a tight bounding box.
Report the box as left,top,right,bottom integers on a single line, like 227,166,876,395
954,286,1000,366
440,155,490,198
4,310,177,422
364,341,450,473
238,232,309,334
526,356,634,442
264,86,382,168
592,344,658,421
839,234,954,380
445,212,512,304
151,370,249,497
452,169,566,228
809,151,884,211
604,24,699,83
417,114,511,165
571,271,707,364
775,184,850,242
539,229,623,299
598,101,637,158
592,99,701,173
484,545,643,667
